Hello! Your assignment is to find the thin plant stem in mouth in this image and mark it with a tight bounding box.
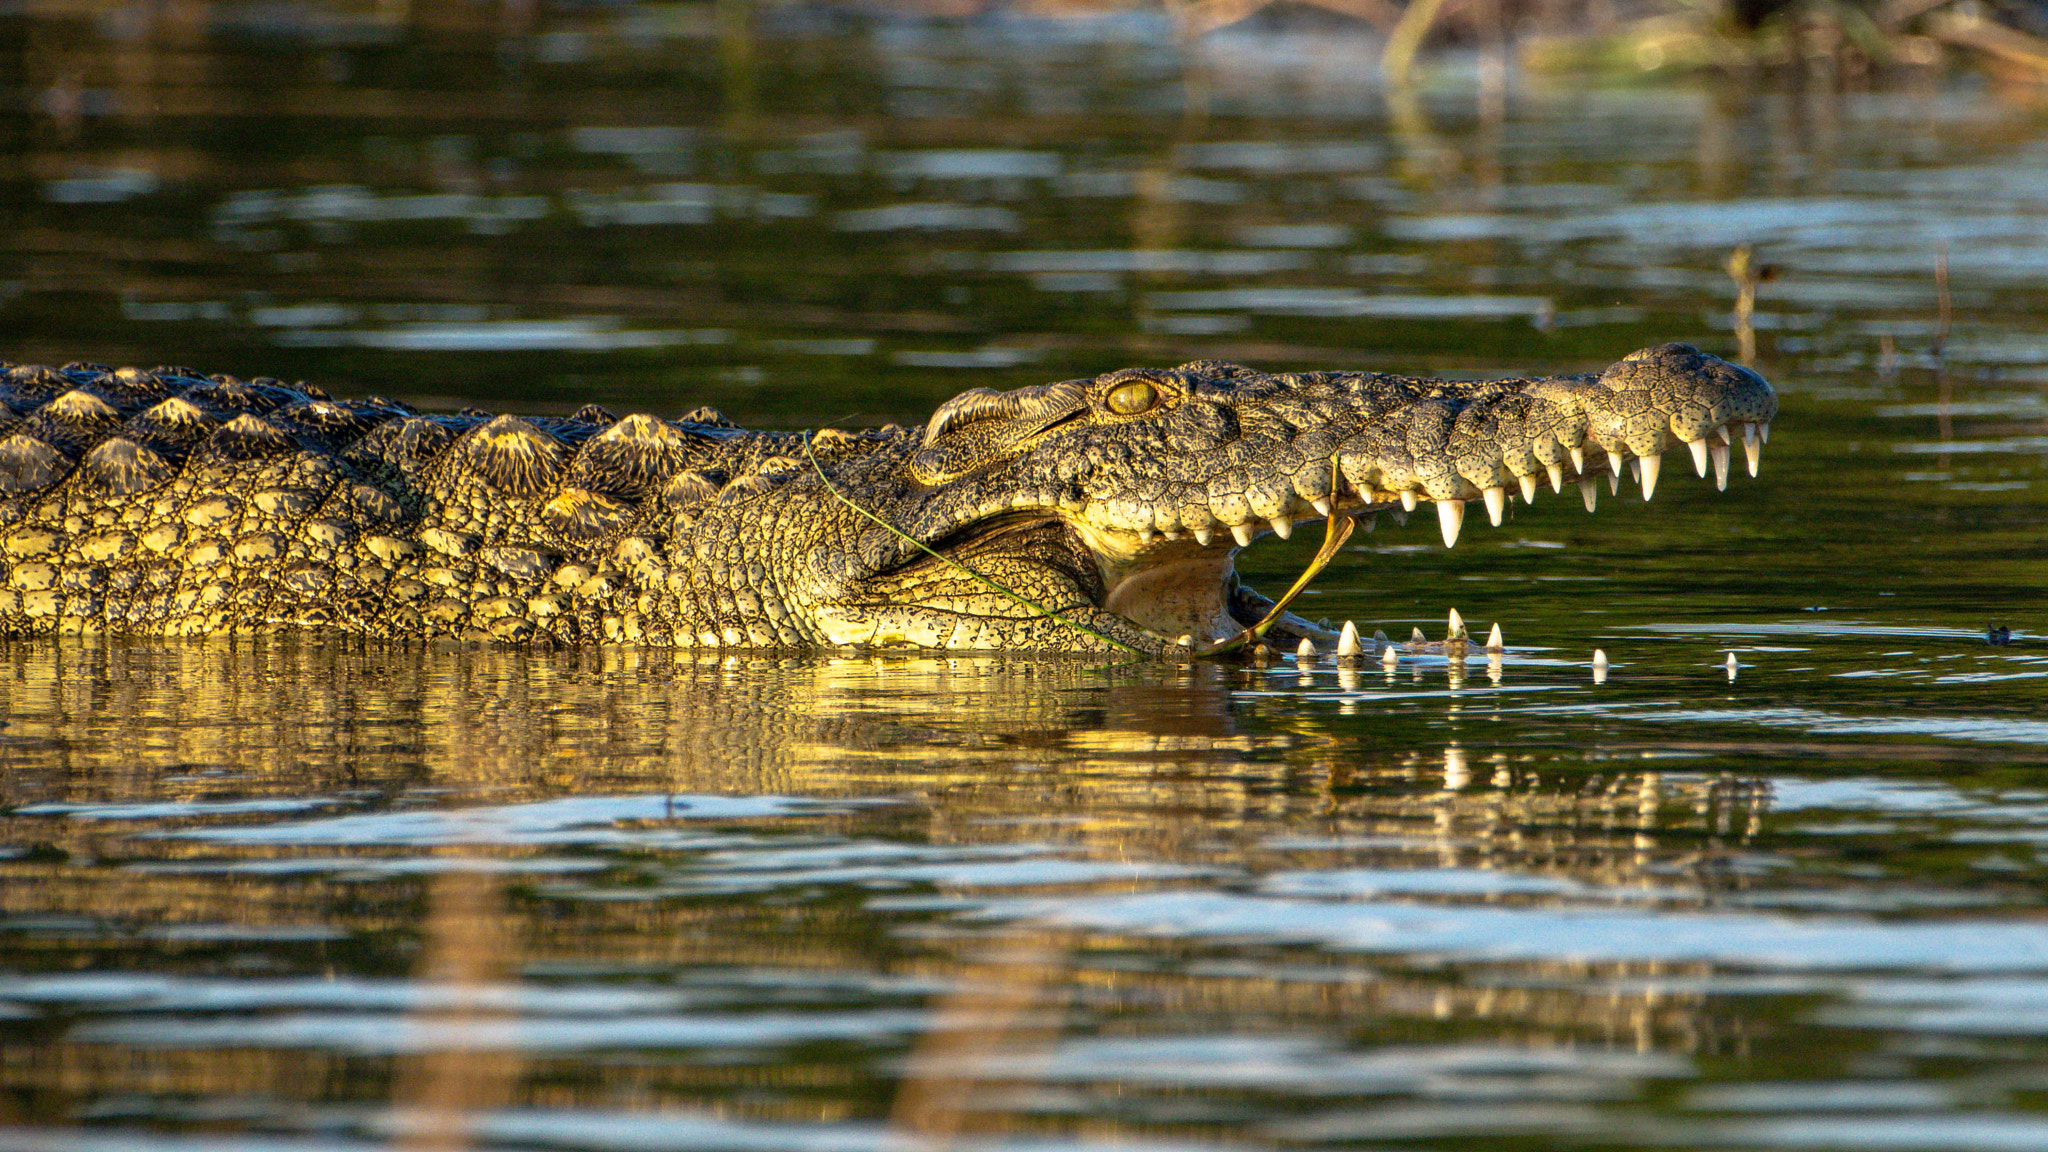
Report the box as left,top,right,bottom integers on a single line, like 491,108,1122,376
1198,455,1357,659
801,438,1146,655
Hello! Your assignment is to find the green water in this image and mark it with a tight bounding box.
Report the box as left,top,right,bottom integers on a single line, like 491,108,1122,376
3,5,2048,1150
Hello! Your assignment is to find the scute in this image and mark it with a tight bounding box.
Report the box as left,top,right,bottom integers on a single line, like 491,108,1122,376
182,378,299,416
0,434,70,494
542,487,635,541
78,437,175,496
568,413,691,499
455,414,566,498
206,414,298,461
42,389,121,422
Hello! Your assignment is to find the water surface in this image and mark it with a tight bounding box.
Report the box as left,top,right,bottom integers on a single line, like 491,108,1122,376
4,5,2048,1150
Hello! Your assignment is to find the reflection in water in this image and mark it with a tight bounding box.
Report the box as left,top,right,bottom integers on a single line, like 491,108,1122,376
396,864,518,1152
4,635,2048,1147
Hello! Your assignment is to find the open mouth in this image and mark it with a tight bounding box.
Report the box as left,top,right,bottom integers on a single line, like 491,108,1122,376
1068,416,1773,651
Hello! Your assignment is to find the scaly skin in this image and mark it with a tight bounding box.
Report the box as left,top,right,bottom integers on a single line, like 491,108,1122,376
0,344,1776,655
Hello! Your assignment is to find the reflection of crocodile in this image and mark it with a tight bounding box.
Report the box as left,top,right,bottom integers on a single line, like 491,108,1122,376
0,344,1774,654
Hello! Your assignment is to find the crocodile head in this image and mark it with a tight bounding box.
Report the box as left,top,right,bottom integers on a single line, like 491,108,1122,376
811,343,1777,654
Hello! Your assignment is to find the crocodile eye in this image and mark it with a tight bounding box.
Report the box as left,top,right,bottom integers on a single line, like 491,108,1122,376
1105,381,1159,416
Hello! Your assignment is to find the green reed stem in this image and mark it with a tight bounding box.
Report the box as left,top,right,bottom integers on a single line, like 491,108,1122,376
1196,455,1356,658
801,439,1145,656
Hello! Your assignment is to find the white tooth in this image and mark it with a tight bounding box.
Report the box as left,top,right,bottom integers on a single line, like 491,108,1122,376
1743,424,1761,477
1297,638,1317,662
1269,514,1293,540
1518,474,1537,504
1710,439,1730,490
1482,486,1506,526
1177,634,1195,648
1569,445,1586,473
1338,621,1363,657
1716,424,1732,444
1231,522,1257,547
1139,524,1156,543
1381,644,1399,668
1447,608,1467,640
1360,514,1377,533
1546,463,1564,493
1193,527,1214,546
1437,499,1465,548
1592,648,1609,683
1579,477,1599,512
1400,490,1418,513
1686,438,1708,477
1608,472,1620,496
1760,421,1770,445
1163,528,1182,541
1312,496,1333,517
1639,452,1661,500
1607,450,1626,479
1486,622,1503,650
1373,629,1390,646
1410,626,1428,645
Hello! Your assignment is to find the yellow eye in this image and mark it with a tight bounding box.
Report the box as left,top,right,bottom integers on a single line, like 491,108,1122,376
1105,381,1159,416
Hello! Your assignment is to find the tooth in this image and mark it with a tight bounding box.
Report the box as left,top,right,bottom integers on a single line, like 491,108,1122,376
1710,440,1730,490
1546,463,1564,493
1297,638,1317,662
1194,527,1214,546
1608,472,1620,496
1400,490,1418,513
1312,497,1333,517
1482,486,1506,527
1447,608,1467,639
1139,524,1156,543
1725,651,1739,680
1177,634,1195,648
1592,648,1609,683
1373,628,1389,647
1338,621,1363,657
1518,474,1537,504
1231,522,1257,547
1486,622,1503,651
1381,644,1399,668
1743,424,1761,477
1716,424,1732,444
1389,509,1408,527
1410,627,1428,645
1579,477,1598,512
1639,453,1661,500
1437,499,1465,548
1360,514,1377,533
1607,450,1625,480
1686,438,1708,477
1269,514,1293,540
1569,445,1585,473
1760,422,1770,445
1163,528,1182,541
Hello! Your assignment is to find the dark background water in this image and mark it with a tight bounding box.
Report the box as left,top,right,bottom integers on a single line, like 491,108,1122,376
4,3,2048,1149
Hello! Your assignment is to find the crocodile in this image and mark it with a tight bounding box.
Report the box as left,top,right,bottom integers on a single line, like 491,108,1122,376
0,344,1775,656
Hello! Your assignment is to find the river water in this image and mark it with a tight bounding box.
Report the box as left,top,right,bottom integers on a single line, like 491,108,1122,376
4,5,2048,1150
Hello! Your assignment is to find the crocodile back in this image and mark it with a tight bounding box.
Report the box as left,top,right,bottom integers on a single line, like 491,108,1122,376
0,362,776,643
